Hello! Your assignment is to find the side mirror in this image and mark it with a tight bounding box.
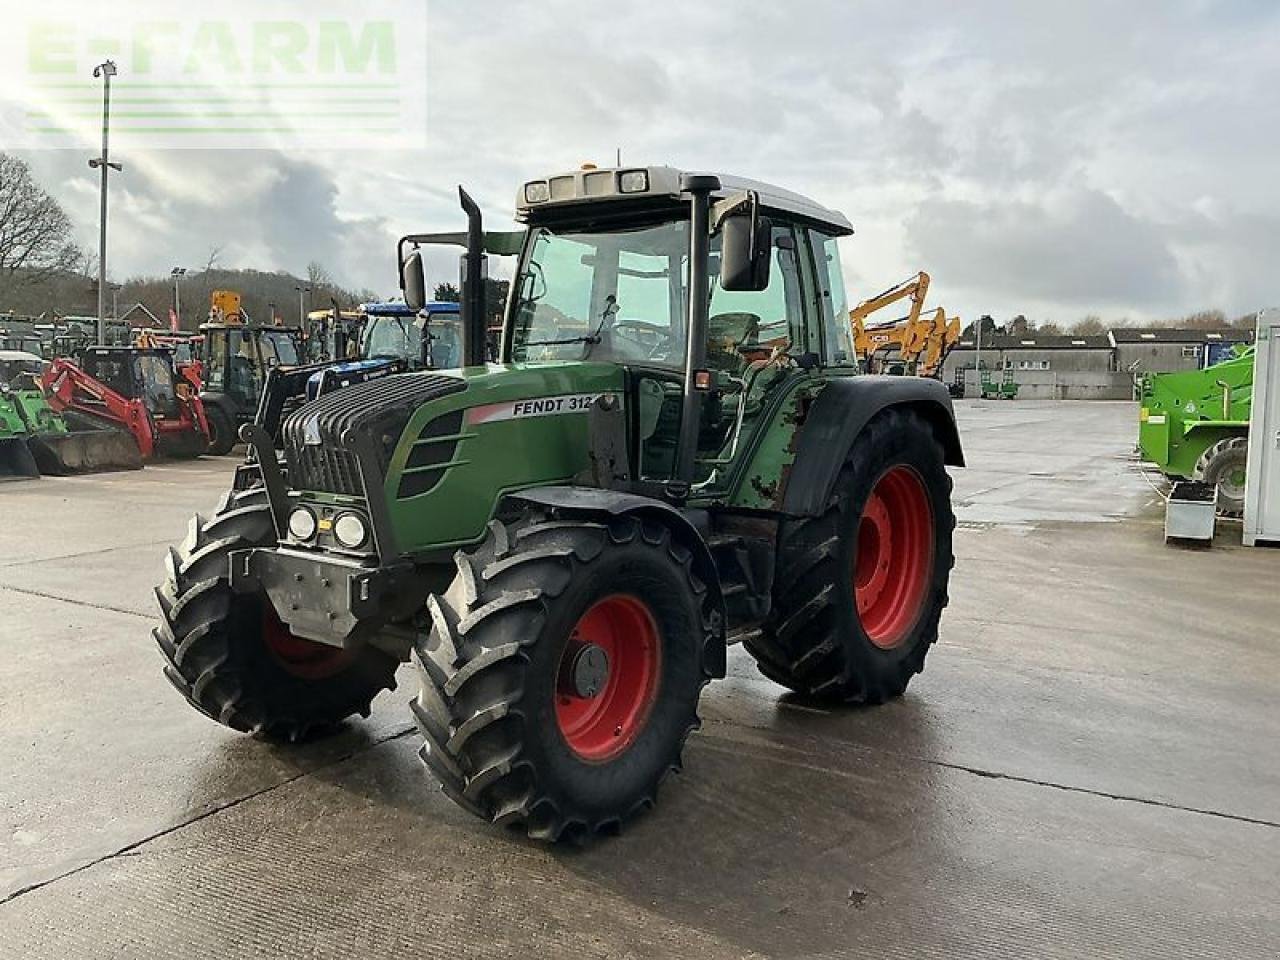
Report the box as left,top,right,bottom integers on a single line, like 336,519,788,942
402,250,427,311
720,211,772,292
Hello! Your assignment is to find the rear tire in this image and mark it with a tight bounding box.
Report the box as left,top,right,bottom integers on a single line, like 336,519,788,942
412,512,714,842
1193,436,1248,517
153,487,398,740
205,404,236,456
745,408,954,702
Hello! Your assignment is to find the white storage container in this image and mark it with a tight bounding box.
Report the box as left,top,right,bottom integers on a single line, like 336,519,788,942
1244,310,1280,546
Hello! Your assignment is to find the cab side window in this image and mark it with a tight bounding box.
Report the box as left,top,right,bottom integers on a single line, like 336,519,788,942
707,224,805,374
811,231,855,366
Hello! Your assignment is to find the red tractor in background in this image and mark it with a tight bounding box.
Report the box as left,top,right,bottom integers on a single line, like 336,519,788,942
42,346,211,460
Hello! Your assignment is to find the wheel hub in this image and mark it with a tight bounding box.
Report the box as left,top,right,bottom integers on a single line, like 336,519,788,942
554,594,661,762
261,603,349,680
567,643,610,699
852,466,935,650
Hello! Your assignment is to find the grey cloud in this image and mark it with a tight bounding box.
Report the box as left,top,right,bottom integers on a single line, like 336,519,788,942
905,188,1186,309
23,149,399,294
14,0,1280,319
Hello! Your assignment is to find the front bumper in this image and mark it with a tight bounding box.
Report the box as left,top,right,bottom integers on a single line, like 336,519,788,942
228,547,413,647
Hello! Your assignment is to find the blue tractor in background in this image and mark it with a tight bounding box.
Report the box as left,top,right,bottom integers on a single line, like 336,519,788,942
303,301,462,400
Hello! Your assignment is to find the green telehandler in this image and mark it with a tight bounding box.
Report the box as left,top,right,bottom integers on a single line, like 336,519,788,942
1138,346,1252,515
153,166,964,841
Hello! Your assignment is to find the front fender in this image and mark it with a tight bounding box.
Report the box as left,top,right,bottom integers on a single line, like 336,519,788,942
502,486,727,678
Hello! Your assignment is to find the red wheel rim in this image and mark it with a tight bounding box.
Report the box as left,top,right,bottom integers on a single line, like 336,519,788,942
854,466,934,650
555,594,661,762
261,604,350,680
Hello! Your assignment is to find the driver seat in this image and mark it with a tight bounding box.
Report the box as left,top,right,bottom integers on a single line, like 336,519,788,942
707,313,762,375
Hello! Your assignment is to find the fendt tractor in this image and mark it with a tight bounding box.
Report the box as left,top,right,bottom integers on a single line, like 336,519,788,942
154,166,963,841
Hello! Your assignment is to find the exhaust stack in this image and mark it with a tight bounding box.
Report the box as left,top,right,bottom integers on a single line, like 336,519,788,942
459,188,488,367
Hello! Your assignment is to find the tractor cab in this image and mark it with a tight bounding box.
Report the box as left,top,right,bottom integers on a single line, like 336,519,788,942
202,323,302,405
80,348,190,421
304,307,363,363
0,329,45,358
0,350,45,389
359,300,462,370
488,166,861,495
199,318,303,454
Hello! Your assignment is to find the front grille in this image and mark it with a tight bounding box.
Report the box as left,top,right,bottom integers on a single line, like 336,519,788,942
282,372,466,495
289,445,366,496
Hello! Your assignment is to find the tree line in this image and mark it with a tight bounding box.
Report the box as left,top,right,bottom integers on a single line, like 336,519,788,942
962,309,1258,341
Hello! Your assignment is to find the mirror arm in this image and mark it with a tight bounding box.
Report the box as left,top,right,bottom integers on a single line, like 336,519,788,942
711,190,759,232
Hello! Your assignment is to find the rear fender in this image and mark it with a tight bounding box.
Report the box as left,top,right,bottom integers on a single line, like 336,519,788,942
502,486,727,678
781,376,964,518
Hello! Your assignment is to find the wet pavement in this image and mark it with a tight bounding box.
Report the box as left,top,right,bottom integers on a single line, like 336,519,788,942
1,399,1276,958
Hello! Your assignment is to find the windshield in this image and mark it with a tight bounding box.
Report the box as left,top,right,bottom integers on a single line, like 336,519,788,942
136,354,178,414
510,221,690,367
0,357,43,386
362,315,423,363
260,330,299,366
508,220,807,375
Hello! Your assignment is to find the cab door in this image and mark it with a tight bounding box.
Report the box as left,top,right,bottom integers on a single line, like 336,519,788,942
633,221,813,495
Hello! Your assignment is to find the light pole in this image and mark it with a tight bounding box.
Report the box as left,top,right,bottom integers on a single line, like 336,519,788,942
90,61,122,346
171,267,187,330
295,284,311,327
110,283,121,321
974,316,983,394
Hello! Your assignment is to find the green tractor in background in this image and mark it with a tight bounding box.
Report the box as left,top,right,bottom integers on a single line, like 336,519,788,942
0,385,41,479
153,166,964,841
0,350,144,477
1138,346,1253,515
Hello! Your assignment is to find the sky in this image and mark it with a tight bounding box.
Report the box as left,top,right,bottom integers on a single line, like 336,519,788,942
10,0,1280,327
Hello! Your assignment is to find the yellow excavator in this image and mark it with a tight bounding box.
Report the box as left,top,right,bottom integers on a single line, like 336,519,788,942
917,307,962,379
850,271,960,378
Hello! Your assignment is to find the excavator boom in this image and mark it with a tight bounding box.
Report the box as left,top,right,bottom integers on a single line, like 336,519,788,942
849,271,962,379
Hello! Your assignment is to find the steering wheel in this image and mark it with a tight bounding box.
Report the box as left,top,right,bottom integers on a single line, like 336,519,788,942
611,319,672,358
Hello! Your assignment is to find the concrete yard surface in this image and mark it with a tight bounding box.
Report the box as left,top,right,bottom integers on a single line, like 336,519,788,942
0,399,1277,958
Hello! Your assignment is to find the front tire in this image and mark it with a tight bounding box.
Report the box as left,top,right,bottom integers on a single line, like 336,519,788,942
1194,436,1248,517
205,404,236,456
412,513,715,842
745,408,954,702
153,487,398,740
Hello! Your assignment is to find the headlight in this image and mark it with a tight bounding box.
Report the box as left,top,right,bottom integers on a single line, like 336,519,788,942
287,507,317,541
333,512,368,549
524,181,550,203
618,169,649,194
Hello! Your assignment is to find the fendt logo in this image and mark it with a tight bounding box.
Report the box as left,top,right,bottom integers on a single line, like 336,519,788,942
1,2,428,149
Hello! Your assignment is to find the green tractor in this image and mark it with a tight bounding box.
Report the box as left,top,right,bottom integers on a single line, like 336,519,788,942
153,167,964,840
1138,346,1253,515
0,349,143,477
0,385,41,479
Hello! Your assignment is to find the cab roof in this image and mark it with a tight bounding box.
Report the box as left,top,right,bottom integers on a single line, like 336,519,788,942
516,165,854,236
362,301,460,317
